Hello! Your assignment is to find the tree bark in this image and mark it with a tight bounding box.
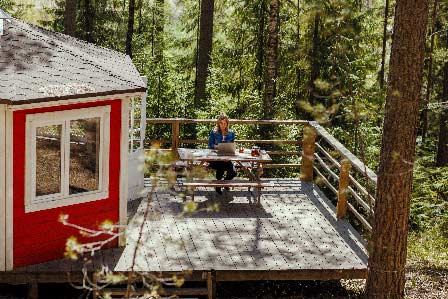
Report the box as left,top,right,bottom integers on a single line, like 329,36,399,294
64,0,77,36
154,0,165,118
137,0,143,34
294,0,301,118
255,0,267,97
421,0,439,142
379,0,389,88
309,11,320,105
194,0,214,108
154,0,164,61
264,0,280,120
126,0,136,57
84,0,94,43
365,1,430,298
436,58,448,166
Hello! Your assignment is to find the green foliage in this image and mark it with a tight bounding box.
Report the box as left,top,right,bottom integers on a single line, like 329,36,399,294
0,0,28,17
39,0,127,52
408,228,448,268
411,146,448,232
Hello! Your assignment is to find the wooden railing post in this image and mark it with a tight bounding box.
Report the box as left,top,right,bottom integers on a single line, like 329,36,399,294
171,121,180,152
300,124,317,181
337,159,351,219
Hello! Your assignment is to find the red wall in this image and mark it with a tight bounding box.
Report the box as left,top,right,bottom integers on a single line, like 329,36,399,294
13,100,122,268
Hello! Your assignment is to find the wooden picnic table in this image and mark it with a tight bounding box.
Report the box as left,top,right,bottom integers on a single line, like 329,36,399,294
177,148,273,203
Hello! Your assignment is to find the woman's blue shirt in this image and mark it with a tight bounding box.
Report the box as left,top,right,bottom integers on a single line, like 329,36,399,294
208,129,235,149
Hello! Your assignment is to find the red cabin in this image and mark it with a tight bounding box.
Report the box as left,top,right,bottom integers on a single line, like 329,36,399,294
0,14,146,270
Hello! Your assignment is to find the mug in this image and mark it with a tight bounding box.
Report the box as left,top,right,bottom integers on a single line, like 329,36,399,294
251,146,260,156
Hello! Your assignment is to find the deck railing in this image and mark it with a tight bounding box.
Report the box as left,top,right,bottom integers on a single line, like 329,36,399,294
143,118,377,232
307,121,377,232
144,118,307,169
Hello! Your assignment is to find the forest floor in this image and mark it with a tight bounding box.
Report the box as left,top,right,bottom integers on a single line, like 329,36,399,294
0,266,446,298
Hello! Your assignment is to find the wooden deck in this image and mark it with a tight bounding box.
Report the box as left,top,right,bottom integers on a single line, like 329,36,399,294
2,178,368,283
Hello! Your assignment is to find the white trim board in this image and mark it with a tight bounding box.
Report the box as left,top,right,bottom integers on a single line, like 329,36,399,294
0,105,6,271
7,92,144,112
119,97,130,247
5,109,13,270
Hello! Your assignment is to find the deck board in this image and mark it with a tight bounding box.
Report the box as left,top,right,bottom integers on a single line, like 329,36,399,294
9,178,368,281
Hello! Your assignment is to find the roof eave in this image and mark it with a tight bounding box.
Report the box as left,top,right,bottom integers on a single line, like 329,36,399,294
7,87,147,106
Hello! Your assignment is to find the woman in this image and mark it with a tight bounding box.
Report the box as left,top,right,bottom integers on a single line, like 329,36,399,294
208,113,237,194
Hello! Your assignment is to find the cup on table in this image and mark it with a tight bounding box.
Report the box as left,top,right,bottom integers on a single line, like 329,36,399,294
251,146,260,156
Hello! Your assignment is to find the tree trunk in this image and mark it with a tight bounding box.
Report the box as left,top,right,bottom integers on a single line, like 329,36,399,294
264,0,280,120
255,0,267,97
309,11,320,105
436,60,448,166
154,0,164,61
84,0,94,43
294,0,301,118
64,0,77,36
154,0,165,118
379,0,389,88
237,23,244,104
421,0,439,142
126,0,136,57
137,0,143,34
194,0,214,108
365,1,430,298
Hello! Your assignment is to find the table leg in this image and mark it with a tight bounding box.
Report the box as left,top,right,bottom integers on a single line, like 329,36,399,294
186,161,194,202
256,163,264,204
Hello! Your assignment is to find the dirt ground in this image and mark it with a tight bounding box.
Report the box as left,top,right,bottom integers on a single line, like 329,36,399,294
0,267,447,299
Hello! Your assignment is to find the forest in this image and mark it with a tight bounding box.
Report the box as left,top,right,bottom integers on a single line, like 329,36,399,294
1,0,447,298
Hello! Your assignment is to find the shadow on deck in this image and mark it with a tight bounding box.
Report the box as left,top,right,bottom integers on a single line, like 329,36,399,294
5,178,367,284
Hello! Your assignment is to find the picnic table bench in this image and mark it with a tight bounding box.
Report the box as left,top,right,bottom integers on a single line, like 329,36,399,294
177,148,273,204
182,179,275,203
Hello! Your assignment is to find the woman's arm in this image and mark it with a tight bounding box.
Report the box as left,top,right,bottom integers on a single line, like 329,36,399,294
227,130,235,142
208,130,215,149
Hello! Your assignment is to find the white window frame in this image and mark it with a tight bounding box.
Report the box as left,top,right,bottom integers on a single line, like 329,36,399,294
25,106,111,213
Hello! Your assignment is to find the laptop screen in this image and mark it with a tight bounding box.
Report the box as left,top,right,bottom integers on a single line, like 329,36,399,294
217,142,236,155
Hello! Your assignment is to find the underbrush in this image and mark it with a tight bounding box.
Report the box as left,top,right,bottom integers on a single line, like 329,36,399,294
407,228,448,269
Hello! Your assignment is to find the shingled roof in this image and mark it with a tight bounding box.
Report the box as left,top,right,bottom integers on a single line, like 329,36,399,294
0,17,146,105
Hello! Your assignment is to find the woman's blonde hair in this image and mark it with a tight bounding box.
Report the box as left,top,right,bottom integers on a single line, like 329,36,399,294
214,113,229,135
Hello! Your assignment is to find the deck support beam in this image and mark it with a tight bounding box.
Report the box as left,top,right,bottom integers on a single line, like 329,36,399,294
27,280,38,299
207,270,216,299
171,121,180,153
300,124,317,181
337,159,351,219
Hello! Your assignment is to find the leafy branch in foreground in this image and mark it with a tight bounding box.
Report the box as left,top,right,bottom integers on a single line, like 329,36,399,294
59,145,219,298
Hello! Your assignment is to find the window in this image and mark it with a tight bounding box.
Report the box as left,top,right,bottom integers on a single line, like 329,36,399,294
25,106,110,212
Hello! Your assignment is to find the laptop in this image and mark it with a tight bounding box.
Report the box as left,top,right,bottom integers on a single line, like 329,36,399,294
217,142,236,156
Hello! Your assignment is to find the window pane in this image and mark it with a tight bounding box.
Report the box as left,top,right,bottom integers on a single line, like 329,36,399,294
130,97,142,152
69,118,100,194
36,125,62,196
